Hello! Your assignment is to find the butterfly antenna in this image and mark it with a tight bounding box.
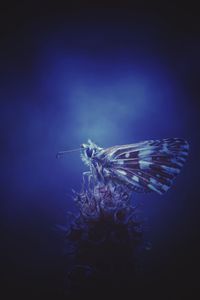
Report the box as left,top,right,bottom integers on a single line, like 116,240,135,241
56,148,81,158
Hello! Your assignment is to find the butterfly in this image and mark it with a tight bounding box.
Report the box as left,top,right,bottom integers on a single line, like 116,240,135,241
78,138,189,195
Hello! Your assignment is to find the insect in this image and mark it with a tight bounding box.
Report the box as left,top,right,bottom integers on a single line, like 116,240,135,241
57,138,189,195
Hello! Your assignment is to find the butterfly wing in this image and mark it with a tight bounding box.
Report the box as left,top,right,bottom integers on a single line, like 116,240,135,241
100,138,189,195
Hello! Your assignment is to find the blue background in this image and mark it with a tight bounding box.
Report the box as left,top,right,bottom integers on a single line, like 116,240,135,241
1,1,200,295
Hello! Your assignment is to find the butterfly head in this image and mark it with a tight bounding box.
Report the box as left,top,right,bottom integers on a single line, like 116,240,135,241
81,139,101,166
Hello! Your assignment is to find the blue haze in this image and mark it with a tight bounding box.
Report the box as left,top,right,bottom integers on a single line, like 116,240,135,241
1,19,200,291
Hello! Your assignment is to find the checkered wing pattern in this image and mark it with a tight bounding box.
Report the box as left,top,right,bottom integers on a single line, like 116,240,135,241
100,138,189,195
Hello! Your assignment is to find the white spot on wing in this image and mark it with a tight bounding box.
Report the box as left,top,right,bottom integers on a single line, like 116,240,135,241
162,165,180,174
178,157,186,163
162,143,168,152
148,184,162,195
149,178,170,193
132,175,139,182
139,161,151,169
175,161,184,167
150,178,157,185
117,169,127,176
162,184,170,192
139,149,154,158
117,160,124,165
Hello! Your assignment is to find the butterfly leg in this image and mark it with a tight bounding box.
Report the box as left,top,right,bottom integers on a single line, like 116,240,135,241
88,174,96,194
82,171,91,191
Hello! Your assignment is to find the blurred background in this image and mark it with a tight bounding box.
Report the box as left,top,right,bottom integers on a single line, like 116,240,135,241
1,1,200,295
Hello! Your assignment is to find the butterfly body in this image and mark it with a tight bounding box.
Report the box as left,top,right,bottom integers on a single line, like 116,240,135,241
81,138,189,195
